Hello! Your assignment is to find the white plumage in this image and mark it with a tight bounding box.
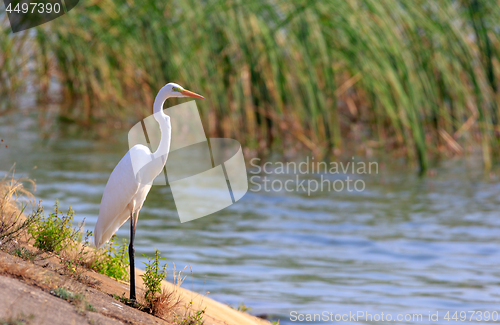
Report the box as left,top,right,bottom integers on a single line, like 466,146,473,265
94,145,152,248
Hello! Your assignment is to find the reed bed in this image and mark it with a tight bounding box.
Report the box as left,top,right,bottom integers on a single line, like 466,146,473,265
1,0,500,172
0,15,30,113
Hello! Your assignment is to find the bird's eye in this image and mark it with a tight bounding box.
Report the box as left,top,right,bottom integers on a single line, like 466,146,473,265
173,87,182,92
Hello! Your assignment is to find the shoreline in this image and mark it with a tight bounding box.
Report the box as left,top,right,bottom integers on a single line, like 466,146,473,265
0,246,272,325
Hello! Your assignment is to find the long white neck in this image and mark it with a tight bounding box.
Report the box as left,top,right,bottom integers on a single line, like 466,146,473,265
130,89,173,185
153,90,172,159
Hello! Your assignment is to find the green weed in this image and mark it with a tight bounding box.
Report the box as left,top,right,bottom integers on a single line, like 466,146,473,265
10,247,37,262
134,249,183,319
60,229,93,277
50,287,76,300
90,236,129,281
140,249,168,309
236,303,252,312
50,287,96,312
27,200,80,254
174,300,206,325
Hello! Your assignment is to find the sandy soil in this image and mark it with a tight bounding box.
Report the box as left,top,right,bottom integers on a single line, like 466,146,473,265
0,250,272,325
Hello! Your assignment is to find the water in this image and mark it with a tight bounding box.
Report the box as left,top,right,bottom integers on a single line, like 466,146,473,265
1,110,500,324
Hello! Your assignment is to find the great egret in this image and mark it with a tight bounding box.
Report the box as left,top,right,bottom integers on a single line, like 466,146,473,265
94,83,204,301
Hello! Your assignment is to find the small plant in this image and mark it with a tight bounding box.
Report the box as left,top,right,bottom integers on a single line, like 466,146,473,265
112,293,146,310
51,287,76,300
60,229,93,277
50,287,96,312
174,300,205,325
10,247,37,262
85,301,97,312
28,200,81,254
140,249,168,309
90,235,129,281
236,303,252,312
130,249,183,319
113,293,134,305
75,229,93,266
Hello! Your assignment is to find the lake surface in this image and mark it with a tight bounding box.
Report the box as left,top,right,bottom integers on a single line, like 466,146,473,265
1,110,499,324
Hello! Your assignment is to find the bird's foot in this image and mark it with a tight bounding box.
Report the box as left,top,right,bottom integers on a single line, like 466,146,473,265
125,298,140,308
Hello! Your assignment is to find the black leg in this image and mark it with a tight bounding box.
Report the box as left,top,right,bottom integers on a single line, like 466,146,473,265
129,211,136,301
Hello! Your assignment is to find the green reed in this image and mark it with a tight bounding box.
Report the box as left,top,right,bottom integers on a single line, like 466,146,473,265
0,15,29,111
1,0,499,172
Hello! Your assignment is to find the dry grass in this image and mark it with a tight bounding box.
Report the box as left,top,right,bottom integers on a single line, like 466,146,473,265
0,169,35,230
0,169,39,248
141,264,186,321
0,261,31,282
150,287,182,320
0,249,58,290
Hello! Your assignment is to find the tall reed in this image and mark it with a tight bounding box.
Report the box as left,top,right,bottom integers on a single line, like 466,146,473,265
0,15,30,112
4,0,500,171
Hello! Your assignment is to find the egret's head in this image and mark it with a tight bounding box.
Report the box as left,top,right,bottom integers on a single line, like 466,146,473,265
163,82,204,99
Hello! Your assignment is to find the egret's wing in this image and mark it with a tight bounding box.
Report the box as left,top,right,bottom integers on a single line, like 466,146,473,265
94,145,151,247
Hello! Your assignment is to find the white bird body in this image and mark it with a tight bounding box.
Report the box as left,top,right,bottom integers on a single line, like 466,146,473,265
93,83,204,301
94,145,157,248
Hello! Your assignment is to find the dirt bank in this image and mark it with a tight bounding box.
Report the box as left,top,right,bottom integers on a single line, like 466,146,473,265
0,250,271,325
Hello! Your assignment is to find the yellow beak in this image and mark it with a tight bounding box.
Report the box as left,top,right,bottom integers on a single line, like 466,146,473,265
179,89,204,99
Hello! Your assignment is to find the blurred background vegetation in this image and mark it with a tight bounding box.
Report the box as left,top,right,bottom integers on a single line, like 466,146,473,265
1,0,499,173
